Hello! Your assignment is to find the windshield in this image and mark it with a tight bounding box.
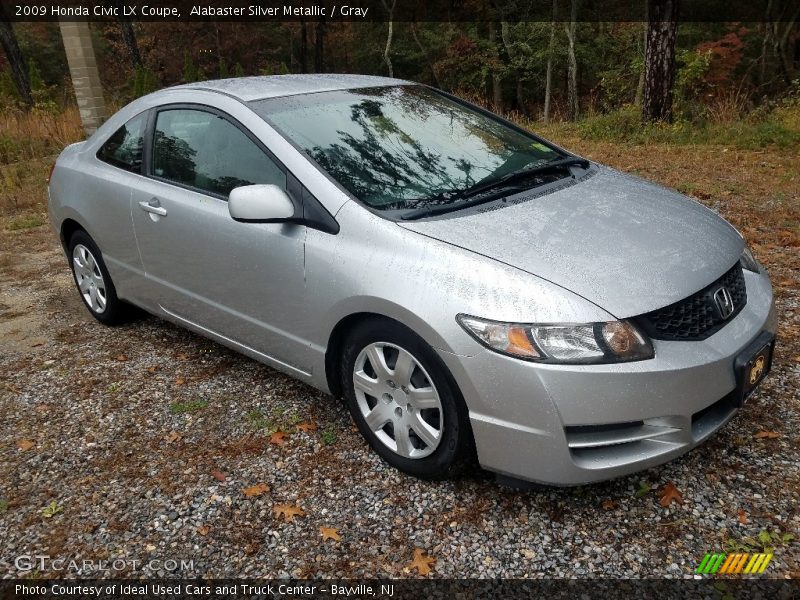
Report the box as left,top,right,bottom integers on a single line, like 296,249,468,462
250,85,563,210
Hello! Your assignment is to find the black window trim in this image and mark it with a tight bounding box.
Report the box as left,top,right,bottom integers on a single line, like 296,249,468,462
95,109,149,175
143,102,288,202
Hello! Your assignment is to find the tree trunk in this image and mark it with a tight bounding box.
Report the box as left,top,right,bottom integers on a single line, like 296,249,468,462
314,19,325,73
543,0,556,122
642,0,679,122
759,0,773,85
0,6,33,106
299,19,307,73
500,20,526,115
489,21,502,111
113,0,142,68
635,16,647,105
119,20,142,67
410,22,441,87
381,0,396,78
774,8,799,84
564,0,579,120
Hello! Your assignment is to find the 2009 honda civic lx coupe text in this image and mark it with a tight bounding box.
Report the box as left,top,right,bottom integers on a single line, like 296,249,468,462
48,74,777,485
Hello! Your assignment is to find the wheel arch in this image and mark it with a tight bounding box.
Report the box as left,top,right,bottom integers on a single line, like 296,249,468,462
59,217,86,252
323,307,458,399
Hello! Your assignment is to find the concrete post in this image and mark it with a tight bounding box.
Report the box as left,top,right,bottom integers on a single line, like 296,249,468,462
59,20,106,135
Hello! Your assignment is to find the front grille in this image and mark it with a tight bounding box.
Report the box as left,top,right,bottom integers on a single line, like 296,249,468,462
637,263,747,341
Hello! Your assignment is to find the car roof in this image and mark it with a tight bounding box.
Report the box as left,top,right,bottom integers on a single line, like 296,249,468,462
172,74,410,102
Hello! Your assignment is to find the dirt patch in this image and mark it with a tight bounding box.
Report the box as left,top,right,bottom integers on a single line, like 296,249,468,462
0,228,72,355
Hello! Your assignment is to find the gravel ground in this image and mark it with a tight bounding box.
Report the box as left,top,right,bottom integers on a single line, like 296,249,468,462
0,221,798,580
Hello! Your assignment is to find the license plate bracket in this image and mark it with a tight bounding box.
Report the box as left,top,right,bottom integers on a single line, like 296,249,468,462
733,332,775,406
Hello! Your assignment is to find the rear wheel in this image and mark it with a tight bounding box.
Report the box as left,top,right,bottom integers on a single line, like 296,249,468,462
68,230,132,325
341,318,471,479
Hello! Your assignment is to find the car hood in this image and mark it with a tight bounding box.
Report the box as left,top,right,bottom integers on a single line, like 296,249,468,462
398,166,744,318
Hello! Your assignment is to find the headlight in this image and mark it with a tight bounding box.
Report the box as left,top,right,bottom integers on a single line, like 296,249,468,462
740,246,760,273
457,315,654,364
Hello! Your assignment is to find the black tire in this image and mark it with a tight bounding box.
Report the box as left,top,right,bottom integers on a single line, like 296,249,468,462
340,317,472,480
67,230,132,326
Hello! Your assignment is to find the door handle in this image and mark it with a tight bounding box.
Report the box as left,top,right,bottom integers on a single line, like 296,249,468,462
138,199,168,217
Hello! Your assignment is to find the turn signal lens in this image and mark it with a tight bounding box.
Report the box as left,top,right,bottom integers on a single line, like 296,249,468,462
506,326,539,358
601,321,646,355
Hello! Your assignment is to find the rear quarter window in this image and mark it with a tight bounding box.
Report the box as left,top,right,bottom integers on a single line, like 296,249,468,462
96,112,147,173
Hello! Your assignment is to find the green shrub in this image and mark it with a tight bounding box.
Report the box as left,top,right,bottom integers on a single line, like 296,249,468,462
133,66,159,98
8,213,45,230
576,105,643,141
573,103,800,149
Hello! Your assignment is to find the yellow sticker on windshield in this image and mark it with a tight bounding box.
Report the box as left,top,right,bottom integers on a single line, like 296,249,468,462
530,142,550,152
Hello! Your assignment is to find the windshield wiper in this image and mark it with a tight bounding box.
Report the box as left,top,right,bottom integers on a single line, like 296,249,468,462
400,156,590,221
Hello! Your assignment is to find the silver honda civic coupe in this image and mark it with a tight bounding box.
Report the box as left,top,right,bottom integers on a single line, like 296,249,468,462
48,74,777,485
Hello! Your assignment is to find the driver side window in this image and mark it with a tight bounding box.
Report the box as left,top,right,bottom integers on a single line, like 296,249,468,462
152,108,286,197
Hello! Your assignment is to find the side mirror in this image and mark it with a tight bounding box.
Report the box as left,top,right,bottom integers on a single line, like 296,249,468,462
228,184,295,222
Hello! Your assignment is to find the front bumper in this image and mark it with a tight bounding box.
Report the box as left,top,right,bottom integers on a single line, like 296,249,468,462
439,269,777,485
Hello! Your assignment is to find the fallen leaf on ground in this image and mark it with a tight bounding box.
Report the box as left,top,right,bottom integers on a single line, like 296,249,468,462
296,422,318,432
273,504,305,522
520,549,536,559
165,431,181,443
147,365,159,373
320,526,341,541
406,548,436,575
196,525,211,536
657,481,683,508
601,499,618,511
211,470,227,482
754,431,780,439
16,439,35,451
176,352,190,361
115,355,128,362
269,431,288,446
738,509,748,525
175,377,186,386
243,483,270,497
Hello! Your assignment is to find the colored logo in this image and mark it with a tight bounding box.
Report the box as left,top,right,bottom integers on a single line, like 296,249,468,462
749,355,766,385
696,553,773,575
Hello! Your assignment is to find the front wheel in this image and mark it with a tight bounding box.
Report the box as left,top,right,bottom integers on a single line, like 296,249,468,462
341,318,471,479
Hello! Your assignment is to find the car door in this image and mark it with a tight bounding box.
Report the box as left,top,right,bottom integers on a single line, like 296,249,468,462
82,111,148,295
130,105,310,374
